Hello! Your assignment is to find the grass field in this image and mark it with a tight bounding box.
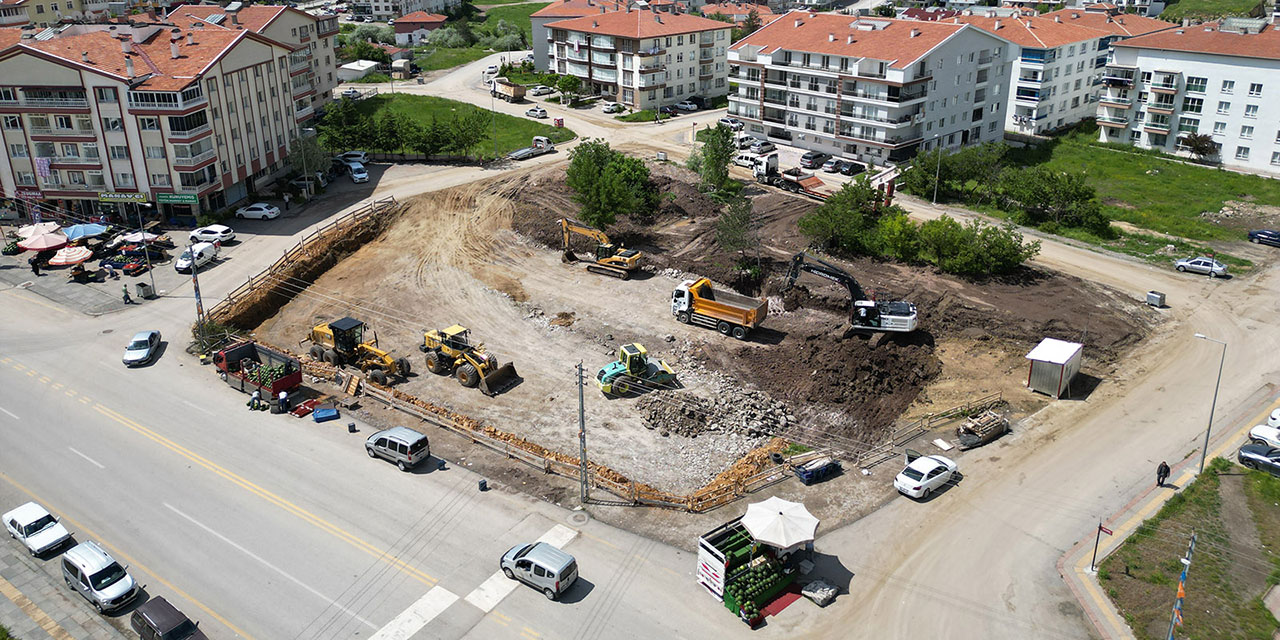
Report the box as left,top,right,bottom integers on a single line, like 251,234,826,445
1099,457,1279,640
413,46,492,72
1010,123,1280,242
353,93,575,159
616,108,671,122
478,2,548,40
1161,0,1261,21
474,0,540,5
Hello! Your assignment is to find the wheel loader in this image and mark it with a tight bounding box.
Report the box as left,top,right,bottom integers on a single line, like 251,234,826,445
420,325,520,396
302,316,412,385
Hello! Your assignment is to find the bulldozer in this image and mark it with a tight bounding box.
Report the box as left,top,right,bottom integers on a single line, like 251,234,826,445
302,316,412,385
559,218,642,279
595,343,676,396
420,325,520,396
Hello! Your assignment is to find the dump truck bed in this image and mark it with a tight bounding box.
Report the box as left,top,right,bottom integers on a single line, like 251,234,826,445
689,280,768,328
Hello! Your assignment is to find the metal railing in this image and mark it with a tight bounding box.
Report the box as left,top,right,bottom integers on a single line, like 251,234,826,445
170,123,212,138
173,149,216,167
26,127,96,136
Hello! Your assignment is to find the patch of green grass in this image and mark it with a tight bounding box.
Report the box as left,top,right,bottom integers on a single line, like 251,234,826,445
501,69,557,86
1243,468,1280,585
1011,123,1280,243
413,46,492,72
1161,0,1260,22
1052,227,1253,270
351,72,391,84
1099,457,1279,640
0,623,14,640
616,108,671,122
475,2,549,41
473,0,538,5
782,442,812,456
545,95,561,104
353,93,575,159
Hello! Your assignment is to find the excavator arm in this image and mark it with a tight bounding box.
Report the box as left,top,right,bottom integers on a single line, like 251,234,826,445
559,218,612,251
784,252,867,304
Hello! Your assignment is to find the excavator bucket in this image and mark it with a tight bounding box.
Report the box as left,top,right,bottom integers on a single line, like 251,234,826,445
479,361,521,397
561,250,579,264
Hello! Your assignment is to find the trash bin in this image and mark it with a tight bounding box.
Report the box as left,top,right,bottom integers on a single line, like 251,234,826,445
1146,290,1165,307
135,282,154,299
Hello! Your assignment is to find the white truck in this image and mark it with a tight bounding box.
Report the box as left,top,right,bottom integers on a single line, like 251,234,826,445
506,136,555,161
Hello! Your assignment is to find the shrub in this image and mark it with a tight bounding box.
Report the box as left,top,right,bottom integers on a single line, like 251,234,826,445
874,212,921,262
426,25,472,48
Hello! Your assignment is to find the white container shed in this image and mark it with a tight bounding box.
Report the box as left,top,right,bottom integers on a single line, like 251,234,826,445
1025,338,1083,399
337,60,380,83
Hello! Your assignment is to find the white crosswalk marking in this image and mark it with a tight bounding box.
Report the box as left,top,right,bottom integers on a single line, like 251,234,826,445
463,524,579,612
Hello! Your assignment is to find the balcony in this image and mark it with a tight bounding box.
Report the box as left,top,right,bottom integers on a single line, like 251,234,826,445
638,63,664,73
3,96,90,109
1101,67,1136,87
591,39,615,51
1096,115,1129,127
1149,81,1179,94
840,110,917,126
295,105,315,120
978,55,993,65
1147,101,1176,114
292,81,314,98
1098,95,1132,108
0,10,28,25
699,69,714,80
1017,75,1043,85
1014,93,1041,105
638,46,665,57
38,155,101,166
27,127,96,137
173,149,216,167
41,182,97,192
169,123,212,139
763,114,786,125
844,89,926,104
764,95,786,106
127,95,208,111
1143,121,1170,134
290,57,311,73
764,76,787,87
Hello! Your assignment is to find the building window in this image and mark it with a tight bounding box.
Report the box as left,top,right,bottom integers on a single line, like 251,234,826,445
1272,151,1280,165
1178,117,1199,133
1221,80,1234,93
87,171,104,187
109,145,128,159
1129,130,1141,142
1235,146,1250,160
1245,104,1258,118
151,173,171,186
1213,121,1226,135
102,117,123,131
116,172,134,186
9,143,27,157
140,117,159,130
1217,101,1230,114
144,146,165,159
1186,76,1207,93
94,87,116,102
68,171,85,185
1249,82,1263,97
16,171,35,185
1240,125,1254,139
60,143,78,157
1182,97,1202,113
3,115,21,129
83,143,98,158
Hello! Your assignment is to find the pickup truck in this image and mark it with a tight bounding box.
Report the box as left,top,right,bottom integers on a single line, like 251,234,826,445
507,136,555,161
213,341,302,396
671,277,768,340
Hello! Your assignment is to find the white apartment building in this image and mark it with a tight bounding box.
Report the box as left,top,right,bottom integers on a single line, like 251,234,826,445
0,22,312,220
169,4,340,116
351,0,459,22
1098,17,1280,175
728,13,1015,166
545,7,732,110
531,0,624,73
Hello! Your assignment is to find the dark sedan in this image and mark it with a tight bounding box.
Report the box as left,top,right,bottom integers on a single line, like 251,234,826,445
1238,443,1280,477
840,161,866,177
1249,229,1280,247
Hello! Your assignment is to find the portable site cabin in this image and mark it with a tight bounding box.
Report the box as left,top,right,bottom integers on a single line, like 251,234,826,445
1025,338,1083,399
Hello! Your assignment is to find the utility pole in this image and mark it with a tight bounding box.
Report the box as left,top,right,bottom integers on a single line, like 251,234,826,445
577,361,589,504
931,133,943,205
134,201,157,295
189,239,207,346
1193,333,1226,475
1165,532,1197,640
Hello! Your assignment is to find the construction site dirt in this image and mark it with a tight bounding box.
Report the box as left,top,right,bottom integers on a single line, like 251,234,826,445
252,158,1161,500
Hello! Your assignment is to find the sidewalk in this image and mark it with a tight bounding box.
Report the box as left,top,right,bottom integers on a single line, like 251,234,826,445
1059,386,1280,639
0,548,129,640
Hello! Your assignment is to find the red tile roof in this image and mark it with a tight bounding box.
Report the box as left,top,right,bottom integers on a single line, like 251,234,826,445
372,42,408,54
397,10,447,24
699,1,773,18
167,4,314,35
732,12,975,68
531,0,625,19
946,15,1109,48
1113,20,1280,61
546,7,730,37
1039,7,1173,37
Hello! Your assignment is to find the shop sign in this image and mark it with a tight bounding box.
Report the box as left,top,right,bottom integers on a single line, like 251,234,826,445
98,192,149,203
157,193,198,205
15,188,42,199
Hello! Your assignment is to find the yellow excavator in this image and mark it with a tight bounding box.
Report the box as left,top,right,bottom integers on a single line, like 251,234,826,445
421,325,520,396
559,218,642,280
302,316,412,386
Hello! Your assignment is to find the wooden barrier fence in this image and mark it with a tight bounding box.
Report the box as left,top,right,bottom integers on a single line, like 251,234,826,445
853,391,1005,469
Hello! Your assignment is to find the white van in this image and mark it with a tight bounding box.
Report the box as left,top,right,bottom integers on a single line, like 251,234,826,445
61,541,139,613
733,153,758,168
175,242,218,273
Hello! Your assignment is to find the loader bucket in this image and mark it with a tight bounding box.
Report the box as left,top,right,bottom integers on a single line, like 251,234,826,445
479,361,521,397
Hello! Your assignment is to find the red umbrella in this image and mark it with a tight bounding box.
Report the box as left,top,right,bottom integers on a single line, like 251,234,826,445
48,246,94,266
18,232,68,252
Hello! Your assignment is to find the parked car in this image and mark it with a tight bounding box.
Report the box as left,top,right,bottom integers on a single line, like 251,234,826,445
1271,408,1280,428
123,330,161,367
338,150,369,164
349,163,369,183
601,101,622,113
3,502,72,557
749,140,776,154
658,105,678,116
733,153,757,168
61,540,139,613
718,117,743,131
484,64,499,75
525,106,548,119
366,426,430,471
1250,424,1280,448
799,151,831,169
521,53,535,64
1173,256,1227,277
500,542,579,600
529,85,554,96
840,160,865,176
674,100,698,111
175,242,219,273
893,451,957,499
189,224,234,244
1238,443,1280,477
341,87,361,99
235,202,281,220
1248,229,1280,247
130,596,208,640
734,134,758,149
821,158,843,173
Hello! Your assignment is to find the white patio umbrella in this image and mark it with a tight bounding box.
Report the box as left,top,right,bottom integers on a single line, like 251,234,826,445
740,497,819,550
17,222,60,239
118,231,159,243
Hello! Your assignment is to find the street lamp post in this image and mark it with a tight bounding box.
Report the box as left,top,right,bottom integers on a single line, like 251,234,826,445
932,133,942,205
134,201,157,296
1193,333,1226,475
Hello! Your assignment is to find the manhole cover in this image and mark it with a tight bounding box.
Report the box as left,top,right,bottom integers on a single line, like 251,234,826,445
101,329,114,334
567,511,590,526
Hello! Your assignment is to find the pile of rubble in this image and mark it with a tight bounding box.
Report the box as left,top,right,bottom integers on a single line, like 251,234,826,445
635,357,795,439
1199,200,1280,224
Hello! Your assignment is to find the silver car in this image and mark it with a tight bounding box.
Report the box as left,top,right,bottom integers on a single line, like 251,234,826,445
62,540,139,613
366,426,430,471
500,542,578,600
1174,256,1227,277
123,330,161,366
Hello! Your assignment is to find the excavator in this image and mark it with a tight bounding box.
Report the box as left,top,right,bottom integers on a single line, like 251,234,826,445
783,252,918,333
421,325,520,396
302,316,412,385
558,218,642,280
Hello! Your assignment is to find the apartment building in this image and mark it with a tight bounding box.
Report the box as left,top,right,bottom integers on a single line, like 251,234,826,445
0,22,311,220
1098,17,1280,175
169,4,339,115
728,13,1015,166
531,0,624,72
943,15,1109,134
1040,4,1173,44
0,0,110,30
351,0,458,22
545,7,732,110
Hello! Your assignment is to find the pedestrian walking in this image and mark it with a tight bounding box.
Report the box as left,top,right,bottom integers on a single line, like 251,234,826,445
249,389,261,410
28,258,40,276
104,263,117,280
283,192,291,211
1157,461,1171,487
278,389,289,412
121,284,133,305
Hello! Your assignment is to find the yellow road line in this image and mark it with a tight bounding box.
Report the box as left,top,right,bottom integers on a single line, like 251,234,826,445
51,383,63,390
0,574,77,640
12,363,24,371
78,396,90,404
93,405,437,586
0,357,10,364
38,376,50,384
0,469,253,640
489,611,511,626
25,370,35,377
64,389,76,397
522,626,541,638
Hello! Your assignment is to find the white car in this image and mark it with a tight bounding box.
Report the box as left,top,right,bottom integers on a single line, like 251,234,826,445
893,451,957,499
1270,408,1280,428
338,150,369,164
1250,424,1280,448
526,107,548,119
235,202,281,220
675,100,699,111
601,101,622,113
189,224,234,244
529,85,554,96
341,87,361,99
4,502,72,557
733,153,757,168
484,64,499,75
175,242,219,273
718,117,744,131
349,163,369,183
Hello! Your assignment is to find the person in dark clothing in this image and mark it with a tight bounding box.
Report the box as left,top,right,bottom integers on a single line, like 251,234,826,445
29,258,40,276
1157,461,1171,487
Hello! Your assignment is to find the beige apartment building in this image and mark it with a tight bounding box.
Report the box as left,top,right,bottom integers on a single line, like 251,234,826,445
0,20,314,221
545,7,732,110
0,0,111,30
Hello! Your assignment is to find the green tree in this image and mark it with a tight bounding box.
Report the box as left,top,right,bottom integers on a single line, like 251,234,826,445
716,196,758,260
352,24,394,44
315,98,372,151
949,142,1007,204
917,215,966,266
874,211,920,262
340,40,391,64
1181,132,1219,163
410,116,449,157
741,9,762,36
565,139,654,229
288,135,329,178
556,75,582,103
999,166,1108,231
447,109,490,159
797,176,888,255
699,124,735,190
426,25,473,48
900,146,949,200
374,111,419,154
873,3,896,16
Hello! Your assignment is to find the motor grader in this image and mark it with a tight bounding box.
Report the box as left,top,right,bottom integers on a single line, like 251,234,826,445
302,316,411,385
420,325,519,396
